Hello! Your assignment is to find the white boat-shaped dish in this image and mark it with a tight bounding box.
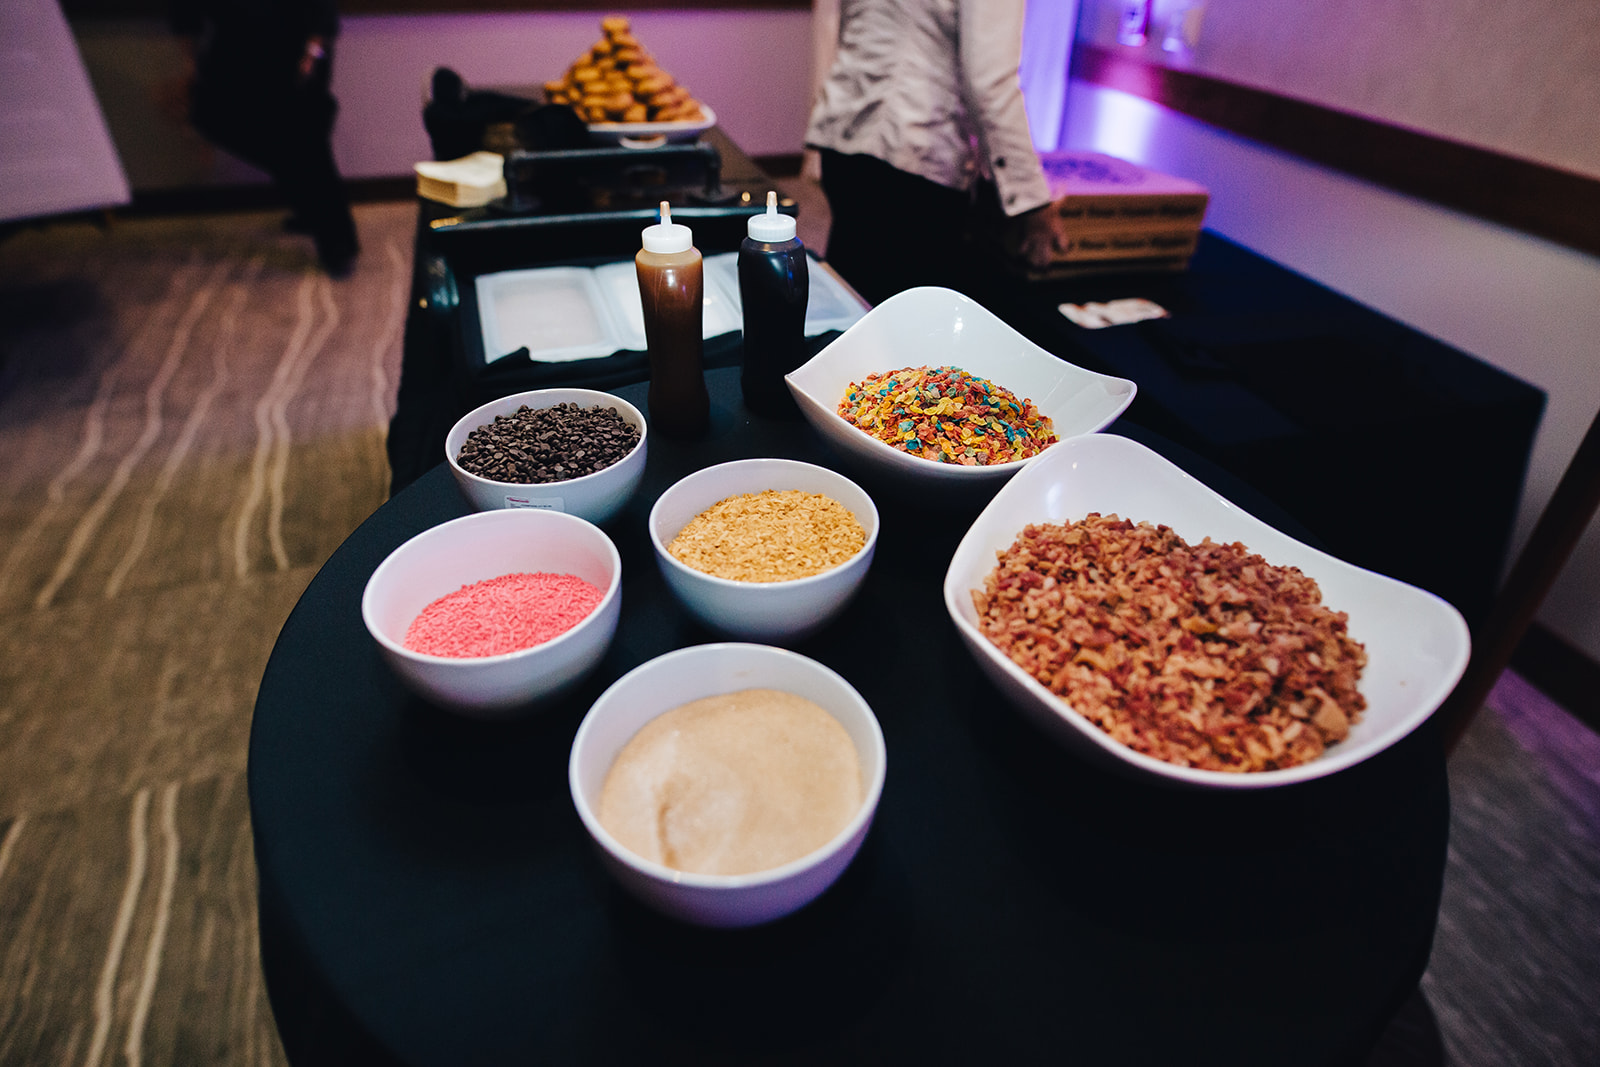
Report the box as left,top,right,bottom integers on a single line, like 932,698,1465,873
942,432,1471,789
786,287,1136,504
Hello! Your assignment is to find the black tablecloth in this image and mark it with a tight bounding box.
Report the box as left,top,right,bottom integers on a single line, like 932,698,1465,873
253,367,1447,1067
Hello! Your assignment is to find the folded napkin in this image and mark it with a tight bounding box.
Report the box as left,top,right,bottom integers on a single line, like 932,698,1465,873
414,151,506,208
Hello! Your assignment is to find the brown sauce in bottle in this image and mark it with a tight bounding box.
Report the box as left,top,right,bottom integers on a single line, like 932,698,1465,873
636,202,709,440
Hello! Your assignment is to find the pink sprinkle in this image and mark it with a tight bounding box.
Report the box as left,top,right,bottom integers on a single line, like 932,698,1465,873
404,572,605,658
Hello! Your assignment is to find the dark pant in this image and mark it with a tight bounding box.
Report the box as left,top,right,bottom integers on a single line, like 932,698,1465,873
193,50,359,268
817,148,982,307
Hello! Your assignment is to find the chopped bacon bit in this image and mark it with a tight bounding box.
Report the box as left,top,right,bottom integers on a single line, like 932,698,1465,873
972,514,1366,772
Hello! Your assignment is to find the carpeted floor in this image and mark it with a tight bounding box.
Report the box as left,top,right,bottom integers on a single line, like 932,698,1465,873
1,194,1596,1067
0,202,414,1065
1427,671,1600,1066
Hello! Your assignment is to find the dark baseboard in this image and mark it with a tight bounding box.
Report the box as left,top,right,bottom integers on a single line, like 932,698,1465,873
752,153,804,178
1510,623,1600,735
120,177,415,219
114,159,806,220
68,0,809,15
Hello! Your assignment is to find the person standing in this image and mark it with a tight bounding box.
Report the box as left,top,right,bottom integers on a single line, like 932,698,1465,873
805,0,1064,306
170,0,360,277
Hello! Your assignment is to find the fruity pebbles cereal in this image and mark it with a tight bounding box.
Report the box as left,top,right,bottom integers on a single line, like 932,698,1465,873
836,365,1057,465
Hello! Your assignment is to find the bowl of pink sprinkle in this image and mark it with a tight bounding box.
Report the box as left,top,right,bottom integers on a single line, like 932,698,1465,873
361,508,622,717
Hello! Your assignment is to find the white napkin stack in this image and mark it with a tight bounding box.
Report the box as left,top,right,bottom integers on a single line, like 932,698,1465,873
414,152,506,208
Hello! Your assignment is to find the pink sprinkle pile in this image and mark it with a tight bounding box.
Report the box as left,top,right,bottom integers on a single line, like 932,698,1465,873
404,572,604,658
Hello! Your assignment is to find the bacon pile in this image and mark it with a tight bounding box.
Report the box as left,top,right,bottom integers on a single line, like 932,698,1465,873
972,514,1367,772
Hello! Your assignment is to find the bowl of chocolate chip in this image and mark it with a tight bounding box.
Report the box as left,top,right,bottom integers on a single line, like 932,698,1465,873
569,642,887,927
446,388,647,525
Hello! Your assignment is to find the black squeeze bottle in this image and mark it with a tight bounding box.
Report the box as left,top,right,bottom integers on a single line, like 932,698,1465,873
636,201,709,440
737,191,809,418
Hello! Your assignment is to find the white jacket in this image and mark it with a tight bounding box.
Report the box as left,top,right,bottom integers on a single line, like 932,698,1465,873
805,0,1053,218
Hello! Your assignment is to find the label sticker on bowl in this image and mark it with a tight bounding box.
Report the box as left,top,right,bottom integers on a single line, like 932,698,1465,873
504,494,565,511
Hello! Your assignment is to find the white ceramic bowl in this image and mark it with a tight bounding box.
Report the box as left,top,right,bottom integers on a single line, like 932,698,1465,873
569,642,887,927
362,509,622,717
785,286,1136,503
942,433,1471,789
446,388,647,526
648,458,878,643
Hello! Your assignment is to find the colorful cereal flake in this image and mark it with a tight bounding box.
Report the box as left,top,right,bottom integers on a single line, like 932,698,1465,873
836,365,1057,465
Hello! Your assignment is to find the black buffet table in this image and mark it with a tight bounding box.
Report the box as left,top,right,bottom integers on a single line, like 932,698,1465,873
254,368,1448,1067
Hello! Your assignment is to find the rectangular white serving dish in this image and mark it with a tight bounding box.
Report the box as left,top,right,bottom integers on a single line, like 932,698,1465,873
475,267,625,363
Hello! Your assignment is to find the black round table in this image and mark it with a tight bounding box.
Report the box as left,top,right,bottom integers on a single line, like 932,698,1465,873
250,367,1448,1067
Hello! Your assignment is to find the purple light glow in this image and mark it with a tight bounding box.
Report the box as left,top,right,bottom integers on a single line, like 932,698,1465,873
1020,0,1080,151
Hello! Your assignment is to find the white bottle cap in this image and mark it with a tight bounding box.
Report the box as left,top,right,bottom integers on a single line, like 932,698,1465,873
746,190,797,242
641,201,694,253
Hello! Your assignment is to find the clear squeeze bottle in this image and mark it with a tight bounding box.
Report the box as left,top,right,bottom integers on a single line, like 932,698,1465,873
636,201,709,440
737,191,809,418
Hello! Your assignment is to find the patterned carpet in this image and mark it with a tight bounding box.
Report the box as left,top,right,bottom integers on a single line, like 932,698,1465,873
0,196,1596,1066
0,202,413,1065
1429,671,1600,1066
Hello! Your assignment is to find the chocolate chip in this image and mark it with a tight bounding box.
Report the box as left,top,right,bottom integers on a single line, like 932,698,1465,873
457,402,640,484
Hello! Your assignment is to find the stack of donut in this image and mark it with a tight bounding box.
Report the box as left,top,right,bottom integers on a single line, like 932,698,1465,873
544,16,706,125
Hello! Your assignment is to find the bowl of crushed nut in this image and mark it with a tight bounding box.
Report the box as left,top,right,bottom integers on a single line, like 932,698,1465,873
648,458,878,643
